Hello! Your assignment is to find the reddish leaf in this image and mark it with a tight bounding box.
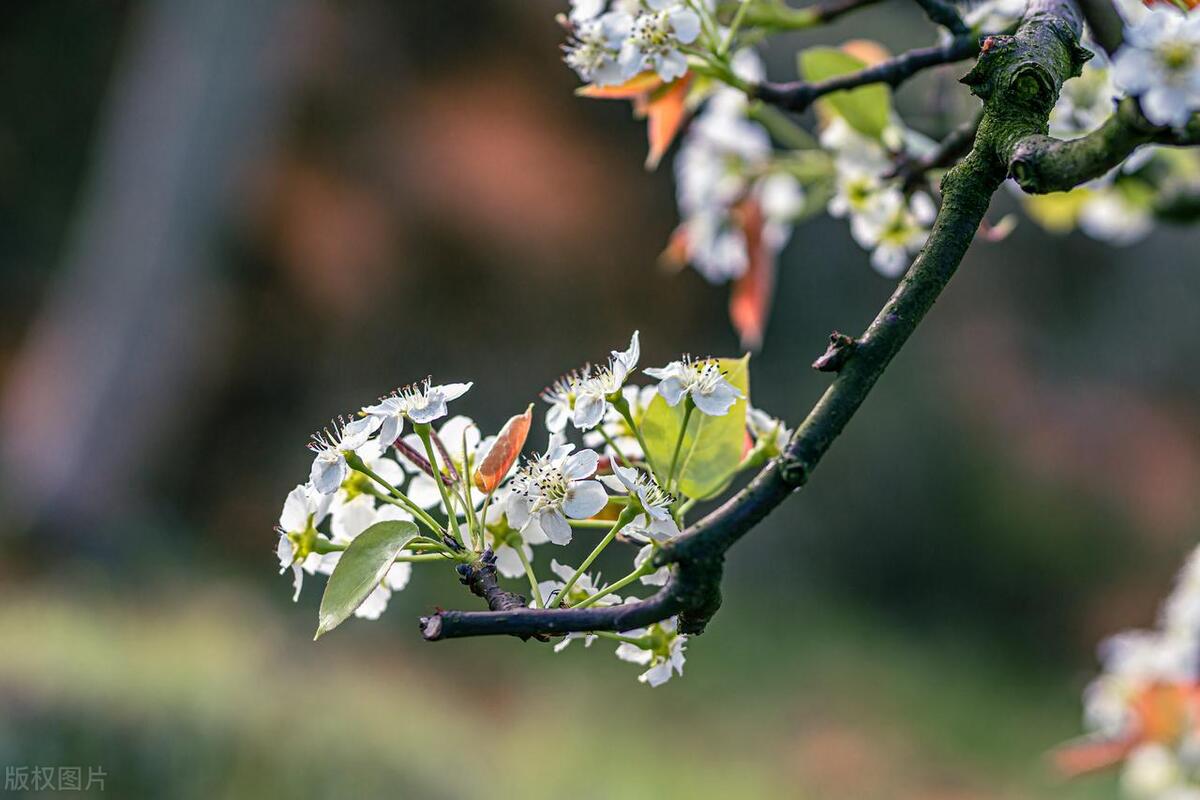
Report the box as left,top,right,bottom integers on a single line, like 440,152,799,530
645,75,692,170
658,224,691,271
475,405,533,493
728,198,776,351
576,72,664,99
1051,736,1137,777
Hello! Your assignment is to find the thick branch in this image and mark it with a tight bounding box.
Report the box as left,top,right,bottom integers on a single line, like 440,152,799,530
1008,98,1200,193
754,34,980,113
1075,0,1123,56
420,0,1089,644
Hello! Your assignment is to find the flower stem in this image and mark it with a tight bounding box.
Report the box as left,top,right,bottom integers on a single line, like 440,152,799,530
553,507,636,608
599,427,633,468
593,631,651,648
348,456,444,536
414,423,465,548
612,394,658,478
719,0,753,56
568,518,615,529
515,545,544,609
666,399,695,494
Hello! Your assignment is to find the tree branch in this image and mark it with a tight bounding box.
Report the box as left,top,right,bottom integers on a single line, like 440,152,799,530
886,111,983,191
913,0,969,35
754,34,980,113
1008,98,1200,193
420,0,1090,644
1075,0,1124,56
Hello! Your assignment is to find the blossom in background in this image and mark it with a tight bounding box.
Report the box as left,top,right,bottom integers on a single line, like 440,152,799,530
276,483,334,601
1078,189,1155,245
850,188,937,278
1056,544,1200,797
1050,54,1119,139
963,0,1027,32
1112,4,1200,128
507,435,609,544
600,463,680,541
618,1,702,83
583,384,657,459
308,415,380,495
615,616,687,686
572,331,641,430
645,355,744,416
634,543,671,586
542,369,588,433
539,558,621,608
362,378,473,444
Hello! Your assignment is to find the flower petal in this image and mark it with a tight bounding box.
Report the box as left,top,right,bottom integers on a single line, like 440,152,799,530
563,479,609,519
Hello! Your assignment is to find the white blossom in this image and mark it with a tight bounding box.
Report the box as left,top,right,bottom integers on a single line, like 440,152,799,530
564,11,632,86
583,384,657,459
362,378,473,445
542,369,588,433
963,0,1027,32
572,331,641,430
1051,55,1119,139
1113,6,1200,129
600,463,680,541
506,435,609,545
618,1,701,83
276,483,334,601
746,406,791,455
644,355,743,416
849,188,937,278
307,415,380,495
615,616,687,686
635,543,671,586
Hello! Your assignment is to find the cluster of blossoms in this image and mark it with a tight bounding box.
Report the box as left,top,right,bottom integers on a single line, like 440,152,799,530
563,0,702,86
1058,544,1200,797
276,332,790,685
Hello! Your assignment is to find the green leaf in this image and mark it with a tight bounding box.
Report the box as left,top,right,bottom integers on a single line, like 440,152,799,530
797,47,891,140
315,520,418,639
641,355,751,500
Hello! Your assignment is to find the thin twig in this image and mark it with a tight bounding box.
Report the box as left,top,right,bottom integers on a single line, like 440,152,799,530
886,110,982,191
912,0,969,34
753,34,980,113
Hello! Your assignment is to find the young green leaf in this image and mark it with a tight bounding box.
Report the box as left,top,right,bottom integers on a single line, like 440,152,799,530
641,355,751,500
797,46,891,140
315,520,418,639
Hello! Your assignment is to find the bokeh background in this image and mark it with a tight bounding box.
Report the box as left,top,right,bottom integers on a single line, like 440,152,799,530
1,1,1198,797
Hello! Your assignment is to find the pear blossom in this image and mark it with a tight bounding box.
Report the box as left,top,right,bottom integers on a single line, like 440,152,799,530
542,368,589,433
644,355,744,416
1051,55,1119,139
506,435,609,545
618,1,701,83
583,384,657,459
1112,5,1200,129
963,0,1027,32
850,188,937,278
276,483,334,601
634,544,671,586
572,331,641,430
1078,188,1154,245
615,616,687,686
564,10,632,86
308,415,381,495
362,378,473,445
538,558,621,608
747,406,792,456
600,463,680,541
480,486,551,579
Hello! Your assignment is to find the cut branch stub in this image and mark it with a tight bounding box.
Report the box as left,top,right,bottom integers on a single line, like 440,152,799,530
812,331,858,372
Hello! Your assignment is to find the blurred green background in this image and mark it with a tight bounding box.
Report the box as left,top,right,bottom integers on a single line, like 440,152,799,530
1,1,1198,797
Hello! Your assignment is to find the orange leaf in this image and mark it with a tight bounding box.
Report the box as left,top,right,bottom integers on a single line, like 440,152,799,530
659,224,691,271
645,75,692,170
840,39,892,66
1051,736,1138,777
729,199,776,351
475,405,533,493
576,72,664,100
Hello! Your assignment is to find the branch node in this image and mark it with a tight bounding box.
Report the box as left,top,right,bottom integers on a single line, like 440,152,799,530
812,331,858,373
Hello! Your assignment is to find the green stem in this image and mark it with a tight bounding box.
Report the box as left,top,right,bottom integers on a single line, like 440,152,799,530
395,553,451,563
666,399,695,494
515,545,544,609
599,427,632,468
552,508,637,608
414,423,465,547
612,394,658,478
593,631,651,647
718,0,752,56
350,458,443,536
568,518,616,529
